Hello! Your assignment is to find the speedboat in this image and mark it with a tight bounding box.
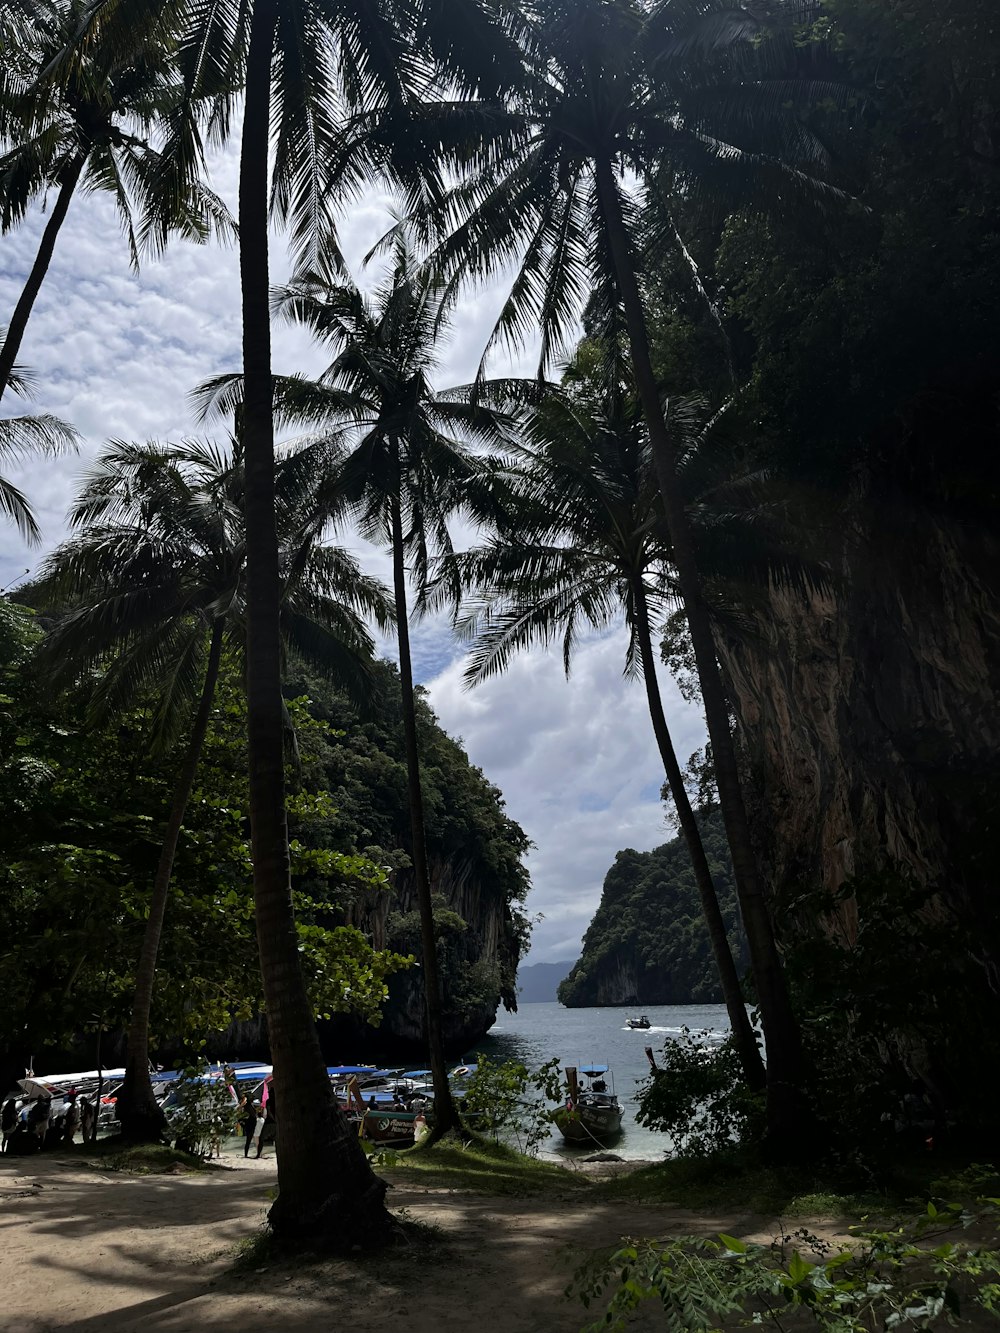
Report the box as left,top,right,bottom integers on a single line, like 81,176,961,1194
553,1065,624,1144
626,1015,651,1030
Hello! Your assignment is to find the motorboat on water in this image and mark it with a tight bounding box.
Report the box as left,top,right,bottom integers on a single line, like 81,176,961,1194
626,1016,651,1030
553,1064,624,1144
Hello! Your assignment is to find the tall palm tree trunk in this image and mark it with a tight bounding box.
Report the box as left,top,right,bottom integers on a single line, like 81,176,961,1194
117,618,226,1142
0,154,84,401
390,495,459,1136
632,577,765,1090
595,158,807,1145
240,0,391,1242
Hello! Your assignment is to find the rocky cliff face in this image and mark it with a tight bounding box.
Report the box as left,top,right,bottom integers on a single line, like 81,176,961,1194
205,854,522,1062
717,487,1000,969
341,852,522,1056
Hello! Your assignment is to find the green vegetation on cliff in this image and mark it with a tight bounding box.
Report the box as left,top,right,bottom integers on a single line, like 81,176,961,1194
0,603,530,1070
558,811,746,1008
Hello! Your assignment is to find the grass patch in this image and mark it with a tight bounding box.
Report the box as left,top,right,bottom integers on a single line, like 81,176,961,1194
590,1155,888,1217
380,1132,589,1198
230,1227,284,1274
87,1140,210,1175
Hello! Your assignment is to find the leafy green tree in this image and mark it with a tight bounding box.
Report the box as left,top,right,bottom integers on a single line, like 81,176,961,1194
400,0,842,1144
0,632,408,1074
448,371,763,1087
0,0,232,401
31,436,391,1140
272,240,514,1134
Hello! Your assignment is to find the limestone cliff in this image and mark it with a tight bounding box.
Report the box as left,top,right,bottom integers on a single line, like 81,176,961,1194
717,490,1000,958
559,812,748,1007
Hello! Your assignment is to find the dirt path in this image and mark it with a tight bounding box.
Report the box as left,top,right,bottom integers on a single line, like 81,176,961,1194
0,1147,848,1333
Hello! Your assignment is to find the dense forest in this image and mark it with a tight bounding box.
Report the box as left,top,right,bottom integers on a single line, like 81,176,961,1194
1,0,998,1244
0,604,531,1087
559,811,746,1007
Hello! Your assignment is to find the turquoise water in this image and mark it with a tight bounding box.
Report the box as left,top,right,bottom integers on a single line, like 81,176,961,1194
475,1000,733,1161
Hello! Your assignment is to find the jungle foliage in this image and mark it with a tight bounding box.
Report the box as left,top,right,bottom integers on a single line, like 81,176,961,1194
0,602,529,1069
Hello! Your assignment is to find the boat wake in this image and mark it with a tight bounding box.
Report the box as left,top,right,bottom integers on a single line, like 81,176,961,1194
621,1024,726,1041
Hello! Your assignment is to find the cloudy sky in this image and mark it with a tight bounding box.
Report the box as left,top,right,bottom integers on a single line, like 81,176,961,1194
0,141,705,967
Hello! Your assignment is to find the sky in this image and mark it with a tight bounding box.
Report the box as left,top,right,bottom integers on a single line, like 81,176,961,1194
0,141,706,967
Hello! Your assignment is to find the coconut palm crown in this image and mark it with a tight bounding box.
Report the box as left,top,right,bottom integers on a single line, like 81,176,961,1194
0,0,234,400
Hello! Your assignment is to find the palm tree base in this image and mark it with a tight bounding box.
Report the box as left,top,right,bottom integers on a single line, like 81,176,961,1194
115,1066,169,1143
267,1174,394,1248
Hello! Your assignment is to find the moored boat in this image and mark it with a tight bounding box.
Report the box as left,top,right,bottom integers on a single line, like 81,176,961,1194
554,1064,624,1144
340,1072,431,1148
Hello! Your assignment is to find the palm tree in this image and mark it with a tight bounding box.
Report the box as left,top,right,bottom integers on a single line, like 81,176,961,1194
32,434,393,1141
442,372,764,1089
385,0,843,1144
272,241,515,1136
83,0,526,1237
0,0,232,401
0,364,79,541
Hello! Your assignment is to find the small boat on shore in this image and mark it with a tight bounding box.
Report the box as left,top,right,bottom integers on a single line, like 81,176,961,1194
339,1071,432,1148
626,1016,651,1030
554,1065,624,1144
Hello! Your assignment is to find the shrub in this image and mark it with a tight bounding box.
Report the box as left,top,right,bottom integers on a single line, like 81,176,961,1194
635,1028,764,1157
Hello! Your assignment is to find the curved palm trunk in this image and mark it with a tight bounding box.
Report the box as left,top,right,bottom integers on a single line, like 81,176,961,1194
0,154,85,401
117,618,226,1142
241,0,390,1242
632,578,765,1090
595,158,807,1146
390,495,459,1136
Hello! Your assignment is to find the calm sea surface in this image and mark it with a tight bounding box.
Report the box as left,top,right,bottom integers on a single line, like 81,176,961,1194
474,1001,733,1161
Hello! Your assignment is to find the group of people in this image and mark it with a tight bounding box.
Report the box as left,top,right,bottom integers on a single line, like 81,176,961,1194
1,1091,97,1154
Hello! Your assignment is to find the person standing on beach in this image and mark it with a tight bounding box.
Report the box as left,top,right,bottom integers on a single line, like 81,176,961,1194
27,1097,50,1150
1,1098,17,1152
79,1098,96,1143
256,1082,276,1159
238,1095,258,1158
63,1093,80,1143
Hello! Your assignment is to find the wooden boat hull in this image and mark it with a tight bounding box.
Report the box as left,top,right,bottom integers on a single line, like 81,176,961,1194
361,1109,418,1147
554,1102,624,1144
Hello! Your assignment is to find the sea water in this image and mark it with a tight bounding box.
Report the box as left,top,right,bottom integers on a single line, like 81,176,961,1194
476,1001,734,1161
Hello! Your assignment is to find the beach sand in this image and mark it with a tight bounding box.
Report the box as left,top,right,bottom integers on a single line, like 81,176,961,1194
0,1144,854,1332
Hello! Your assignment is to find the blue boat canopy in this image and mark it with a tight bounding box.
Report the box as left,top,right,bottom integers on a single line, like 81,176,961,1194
326,1065,378,1077
579,1065,609,1077
402,1069,431,1079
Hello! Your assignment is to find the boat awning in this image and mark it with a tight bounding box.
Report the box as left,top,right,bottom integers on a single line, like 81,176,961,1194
17,1069,126,1096
402,1069,431,1079
579,1066,609,1077
326,1065,378,1077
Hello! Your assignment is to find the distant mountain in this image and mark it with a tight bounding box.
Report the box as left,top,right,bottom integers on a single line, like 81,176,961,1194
517,960,575,1003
